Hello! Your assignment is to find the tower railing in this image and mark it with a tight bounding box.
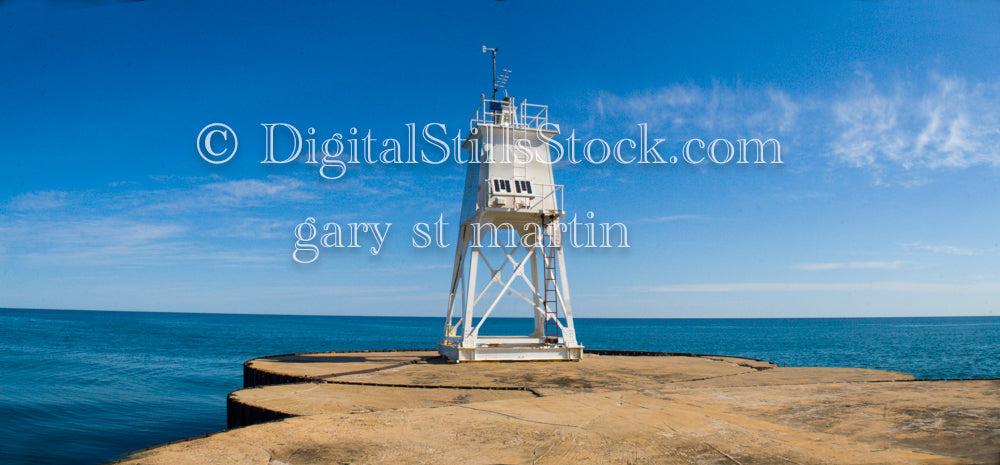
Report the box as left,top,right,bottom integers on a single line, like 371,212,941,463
470,96,549,130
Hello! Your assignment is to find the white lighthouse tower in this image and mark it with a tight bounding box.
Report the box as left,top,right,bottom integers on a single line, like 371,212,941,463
437,47,582,362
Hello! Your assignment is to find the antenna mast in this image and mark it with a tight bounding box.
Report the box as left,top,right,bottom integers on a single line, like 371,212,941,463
483,46,498,99
482,46,510,99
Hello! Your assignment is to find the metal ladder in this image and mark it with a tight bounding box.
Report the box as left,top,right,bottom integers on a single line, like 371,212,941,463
512,153,527,180
542,217,560,344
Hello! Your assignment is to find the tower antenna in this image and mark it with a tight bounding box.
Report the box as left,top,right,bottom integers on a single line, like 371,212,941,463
482,45,499,99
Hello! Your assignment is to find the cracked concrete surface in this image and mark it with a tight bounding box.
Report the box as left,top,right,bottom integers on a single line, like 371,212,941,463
111,352,1000,465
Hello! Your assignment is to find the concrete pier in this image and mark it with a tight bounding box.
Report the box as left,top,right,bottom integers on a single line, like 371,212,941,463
112,350,1000,465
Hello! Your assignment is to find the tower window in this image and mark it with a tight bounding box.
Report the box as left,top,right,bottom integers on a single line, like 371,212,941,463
491,179,512,193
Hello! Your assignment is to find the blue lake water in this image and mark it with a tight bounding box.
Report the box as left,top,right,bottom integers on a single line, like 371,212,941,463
1,308,998,465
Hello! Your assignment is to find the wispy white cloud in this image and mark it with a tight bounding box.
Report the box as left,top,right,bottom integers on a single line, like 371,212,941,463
4,176,328,218
591,81,800,136
793,260,908,271
830,72,1000,173
902,241,980,256
0,171,444,270
589,70,1000,185
367,263,453,275
6,217,190,266
227,284,443,303
9,217,285,267
7,191,72,211
769,191,829,202
636,214,719,223
636,281,1000,293
0,176,336,268
206,217,293,240
201,176,317,206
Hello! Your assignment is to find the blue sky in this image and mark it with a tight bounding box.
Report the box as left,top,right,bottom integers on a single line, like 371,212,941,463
2,0,999,317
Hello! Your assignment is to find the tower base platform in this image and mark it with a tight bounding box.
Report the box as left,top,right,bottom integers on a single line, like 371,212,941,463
437,336,582,362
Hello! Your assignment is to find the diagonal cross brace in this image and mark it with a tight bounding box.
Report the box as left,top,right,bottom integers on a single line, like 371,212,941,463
472,247,537,336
